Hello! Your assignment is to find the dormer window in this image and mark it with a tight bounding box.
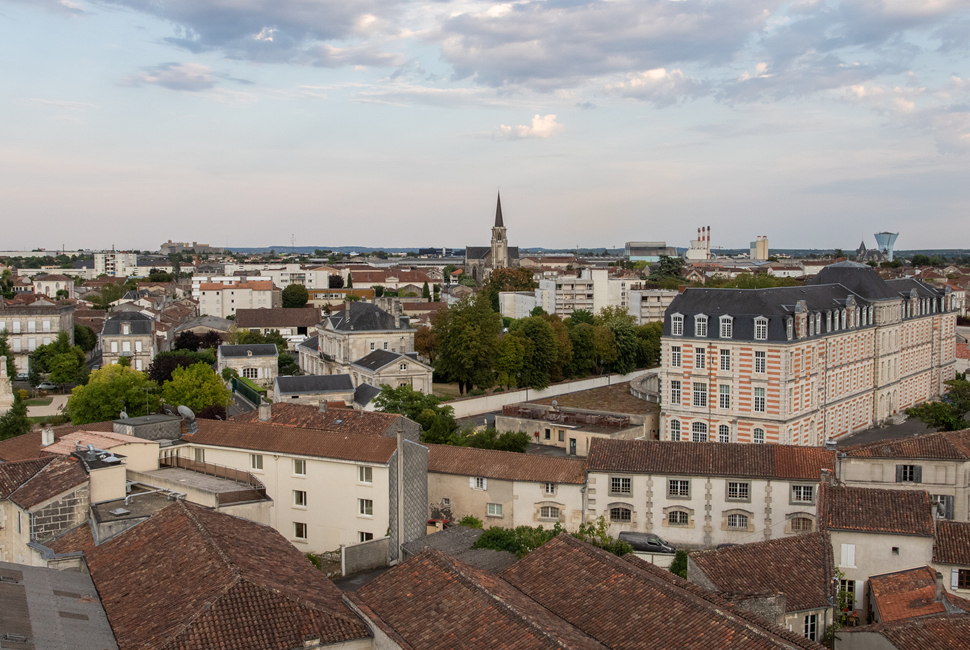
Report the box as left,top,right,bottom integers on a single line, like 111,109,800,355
841,310,847,329
247,350,253,357
694,315,708,338
868,306,874,323
671,314,684,336
786,318,793,341
826,312,832,332
719,316,733,339
808,314,815,337
754,317,768,341
122,324,130,335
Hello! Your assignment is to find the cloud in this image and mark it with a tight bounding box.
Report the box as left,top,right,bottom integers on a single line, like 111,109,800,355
29,99,96,111
497,114,563,139
606,68,706,106
122,62,215,91
311,43,405,68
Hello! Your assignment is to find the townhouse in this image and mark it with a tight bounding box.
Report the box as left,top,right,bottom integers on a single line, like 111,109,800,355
0,301,75,373
100,312,156,370
659,262,957,445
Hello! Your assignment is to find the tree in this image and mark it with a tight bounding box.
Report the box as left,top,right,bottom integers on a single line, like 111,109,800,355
495,334,526,389
73,324,97,353
199,331,223,349
0,395,30,441
372,285,384,298
905,376,970,431
443,264,457,283
346,273,354,289
567,323,596,377
148,351,213,384
530,306,546,317
595,308,638,374
281,284,309,308
670,550,689,578
328,274,344,289
374,384,458,444
910,254,932,267
414,326,438,365
569,309,594,326
278,352,299,376
67,364,160,424
482,267,537,312
48,352,83,385
635,321,663,368
174,331,202,352
833,249,845,260
509,317,557,389
655,255,685,279
592,325,617,374
93,282,123,309
459,428,530,453
0,332,17,378
433,295,501,394
161,362,232,413
422,281,431,300
30,332,86,384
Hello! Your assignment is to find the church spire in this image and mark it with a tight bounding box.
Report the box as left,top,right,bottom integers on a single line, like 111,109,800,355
494,191,504,228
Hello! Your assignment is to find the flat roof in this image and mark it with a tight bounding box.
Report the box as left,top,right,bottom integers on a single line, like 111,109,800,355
529,382,657,416
141,468,256,494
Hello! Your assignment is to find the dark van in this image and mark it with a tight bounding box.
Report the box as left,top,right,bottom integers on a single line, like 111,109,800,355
618,532,675,554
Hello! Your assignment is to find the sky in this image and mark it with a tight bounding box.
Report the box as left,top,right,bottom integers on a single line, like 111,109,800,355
2,0,970,252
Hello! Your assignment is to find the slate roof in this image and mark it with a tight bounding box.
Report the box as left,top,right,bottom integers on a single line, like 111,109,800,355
587,439,833,481
354,383,383,407
885,278,947,300
218,343,279,358
352,349,427,372
842,429,970,460
173,315,233,333
102,311,153,336
427,444,587,484
401,526,517,573
808,262,902,301
819,485,934,537
231,402,401,436
275,374,354,395
933,521,970,565
324,302,413,332
184,418,399,463
690,532,834,613
297,335,319,352
84,500,370,650
495,192,504,227
235,307,320,329
6,456,88,510
838,613,970,650
869,566,946,622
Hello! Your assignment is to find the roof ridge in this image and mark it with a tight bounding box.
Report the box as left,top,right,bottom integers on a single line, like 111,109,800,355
8,456,69,505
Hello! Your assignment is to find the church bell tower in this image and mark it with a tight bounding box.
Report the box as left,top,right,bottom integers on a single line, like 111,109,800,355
490,192,509,270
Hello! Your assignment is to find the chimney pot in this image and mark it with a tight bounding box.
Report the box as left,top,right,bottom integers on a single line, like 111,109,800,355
258,400,272,422
41,428,55,447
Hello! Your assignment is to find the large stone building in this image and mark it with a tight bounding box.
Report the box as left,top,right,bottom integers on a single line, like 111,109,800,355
659,262,958,446
464,192,519,283
0,301,75,373
101,312,156,371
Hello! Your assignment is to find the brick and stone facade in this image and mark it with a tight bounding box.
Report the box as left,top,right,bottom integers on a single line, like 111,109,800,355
29,485,90,543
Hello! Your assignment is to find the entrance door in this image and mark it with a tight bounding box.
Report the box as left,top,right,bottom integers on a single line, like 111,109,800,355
569,438,577,455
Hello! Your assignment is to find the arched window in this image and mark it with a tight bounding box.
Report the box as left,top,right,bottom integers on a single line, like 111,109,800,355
668,510,689,525
727,514,748,529
539,506,560,520
753,428,765,444
790,517,814,533
243,367,258,379
691,422,708,442
718,424,730,443
610,506,632,523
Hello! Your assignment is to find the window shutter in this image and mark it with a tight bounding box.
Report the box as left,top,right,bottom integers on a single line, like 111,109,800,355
914,466,923,483
946,495,955,520
847,544,855,567
840,544,849,567
953,569,960,589
482,478,487,490
469,477,475,488
895,465,903,483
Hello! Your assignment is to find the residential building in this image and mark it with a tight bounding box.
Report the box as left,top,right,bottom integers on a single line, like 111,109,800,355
836,613,970,650
220,263,337,289
274,374,356,406
0,301,75,373
231,401,422,439
932,521,970,597
236,306,320,339
217,343,278,388
32,274,75,299
306,287,376,308
689,532,836,641
625,241,678,263
348,533,827,649
426,444,586,530
350,349,433,394
585,438,834,546
159,240,224,255
867,566,970,624
840,429,970,522
464,192,519,283
498,280,557,319
344,268,440,293
659,262,958,445
198,280,279,317
94,250,138,277
100,312,156,371
820,485,936,620
176,417,428,557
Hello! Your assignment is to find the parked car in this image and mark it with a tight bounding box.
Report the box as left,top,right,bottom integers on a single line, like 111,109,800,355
37,381,58,391
16,372,29,381
618,532,675,554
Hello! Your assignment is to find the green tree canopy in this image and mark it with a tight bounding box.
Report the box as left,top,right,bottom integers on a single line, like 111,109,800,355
422,281,431,300
905,376,970,431
655,255,685,279
73,323,98,353
433,294,501,394
30,332,87,384
509,317,557,390
0,332,17,378
67,364,160,424
0,395,30,441
373,384,458,444
281,284,310,308
495,334,525,389
568,309,594,326
161,362,232,413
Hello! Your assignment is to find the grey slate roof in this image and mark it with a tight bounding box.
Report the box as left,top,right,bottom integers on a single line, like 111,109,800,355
297,335,319,352
401,526,517,573
173,315,233,333
885,278,947,300
494,192,504,228
324,302,410,332
808,262,900,301
466,246,520,260
218,344,278,358
0,560,118,650
275,374,354,395
102,311,154,336
354,383,382,407
352,349,407,372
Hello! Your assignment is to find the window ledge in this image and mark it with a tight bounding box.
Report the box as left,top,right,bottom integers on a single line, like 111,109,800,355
667,495,692,500
486,514,503,518
292,538,308,544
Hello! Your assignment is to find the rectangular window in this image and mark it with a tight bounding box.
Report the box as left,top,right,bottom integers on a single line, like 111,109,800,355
611,477,632,494
718,425,730,443
693,383,707,407
695,348,705,369
294,522,307,540
293,490,307,507
293,459,306,476
754,387,766,412
250,454,263,470
840,543,856,568
193,448,204,462
544,428,551,440
754,351,766,373
358,466,373,484
370,342,375,350
668,511,689,525
487,503,503,517
358,499,373,516
695,316,708,337
544,482,555,495
755,319,768,340
803,614,817,641
558,430,564,442
896,464,921,483
959,570,970,590
383,342,388,350
671,346,681,367
359,531,374,543
791,485,815,503
473,477,486,490
727,514,748,529
720,319,732,339
111,341,118,353
931,495,955,520
727,482,750,501
668,479,690,498
691,422,707,442
672,315,684,336
719,384,730,409
840,579,856,610
540,506,560,520
27,320,35,333
670,380,681,404
720,349,730,370
122,341,131,352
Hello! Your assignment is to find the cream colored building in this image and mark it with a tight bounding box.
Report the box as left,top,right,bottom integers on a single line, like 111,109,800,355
426,444,586,531
101,311,157,371
217,343,279,388
0,302,75,373
495,403,652,457
586,438,834,547
198,280,279,317
350,350,433,394
32,274,75,299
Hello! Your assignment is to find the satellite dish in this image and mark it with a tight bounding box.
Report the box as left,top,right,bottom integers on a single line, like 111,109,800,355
177,405,196,420
119,410,129,419
552,400,558,410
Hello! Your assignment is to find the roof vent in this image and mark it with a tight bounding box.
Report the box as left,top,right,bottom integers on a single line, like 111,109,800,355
0,575,18,584
4,634,30,644
178,405,198,434
109,508,131,517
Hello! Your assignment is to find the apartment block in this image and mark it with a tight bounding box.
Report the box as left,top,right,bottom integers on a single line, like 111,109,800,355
198,280,279,317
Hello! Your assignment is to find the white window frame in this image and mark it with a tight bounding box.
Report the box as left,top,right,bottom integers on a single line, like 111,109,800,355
720,348,730,370
611,477,632,495
694,315,708,338
727,482,750,501
293,459,307,476
539,505,559,520
719,316,733,339
718,424,730,443
358,466,373,484
668,479,690,498
718,384,730,409
472,476,487,490
544,482,555,495
293,490,307,507
695,347,705,369
791,485,815,503
487,502,503,517
671,314,684,336
754,350,766,374
754,387,766,412
753,428,765,444
727,513,748,530
294,522,308,540
670,380,681,404
692,382,707,407
358,498,374,517
671,346,682,367
250,454,263,471
691,422,707,442
754,317,768,341
670,419,681,441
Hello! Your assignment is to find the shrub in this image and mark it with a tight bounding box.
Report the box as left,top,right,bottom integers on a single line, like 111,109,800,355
467,388,486,396
493,387,505,393
457,515,483,529
306,553,322,570
670,550,688,578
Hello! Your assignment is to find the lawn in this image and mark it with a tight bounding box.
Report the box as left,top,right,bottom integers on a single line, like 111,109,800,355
25,398,53,406
432,382,463,400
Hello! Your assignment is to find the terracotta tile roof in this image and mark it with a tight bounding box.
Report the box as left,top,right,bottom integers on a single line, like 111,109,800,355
957,344,970,361
235,307,321,328
819,485,934,537
41,429,156,456
501,534,824,649
231,402,401,436
934,521,970,565
0,421,115,461
427,444,586,484
869,566,946,622
184,418,399,464
840,613,970,650
8,456,88,510
0,457,54,497
690,532,833,613
587,439,834,481
842,429,970,460
46,522,96,556
352,548,607,650
85,500,369,650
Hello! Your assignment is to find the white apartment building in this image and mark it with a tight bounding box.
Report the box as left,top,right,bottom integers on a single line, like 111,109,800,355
94,251,139,277
221,263,337,289
198,280,279,317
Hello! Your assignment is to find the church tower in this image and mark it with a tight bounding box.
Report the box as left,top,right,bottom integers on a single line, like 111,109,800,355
490,192,509,270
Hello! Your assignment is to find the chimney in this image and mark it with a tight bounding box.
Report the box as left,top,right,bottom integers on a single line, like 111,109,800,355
41,428,55,447
319,400,328,413
258,400,272,422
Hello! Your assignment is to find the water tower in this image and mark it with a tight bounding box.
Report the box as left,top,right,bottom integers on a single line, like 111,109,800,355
874,232,898,262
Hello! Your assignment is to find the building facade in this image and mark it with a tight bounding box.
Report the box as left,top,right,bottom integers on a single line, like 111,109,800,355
101,312,156,371
198,280,279,318
0,302,75,373
659,262,958,446
94,250,138,277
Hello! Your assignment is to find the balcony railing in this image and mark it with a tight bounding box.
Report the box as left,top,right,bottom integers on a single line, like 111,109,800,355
159,456,269,506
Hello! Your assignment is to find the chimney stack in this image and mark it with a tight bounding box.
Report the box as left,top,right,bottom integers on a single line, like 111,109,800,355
319,400,328,413
258,400,272,422
41,428,55,447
